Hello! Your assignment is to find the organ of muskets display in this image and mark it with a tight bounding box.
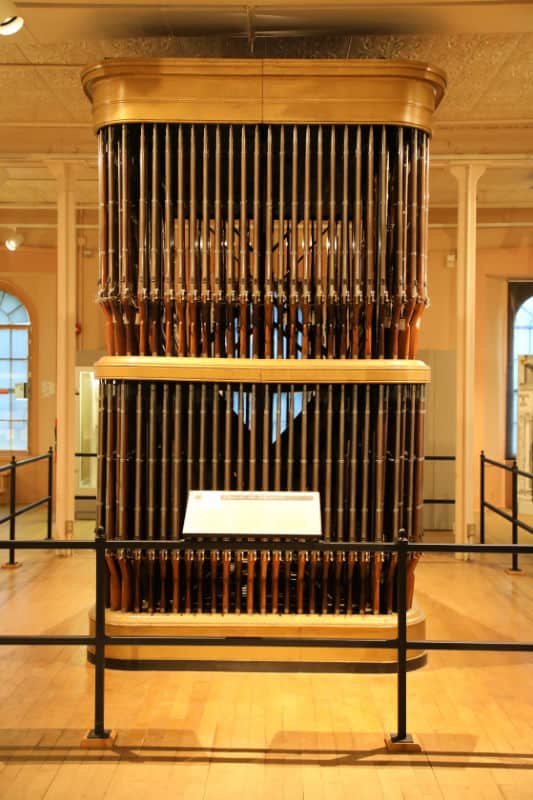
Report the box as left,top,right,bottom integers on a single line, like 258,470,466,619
83,58,446,625
95,357,429,616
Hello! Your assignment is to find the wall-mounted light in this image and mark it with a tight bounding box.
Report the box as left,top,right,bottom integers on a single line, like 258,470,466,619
0,2,24,36
5,232,24,251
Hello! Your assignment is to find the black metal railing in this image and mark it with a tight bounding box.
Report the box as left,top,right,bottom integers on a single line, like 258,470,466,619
0,532,531,747
480,451,533,572
424,455,455,506
0,447,54,566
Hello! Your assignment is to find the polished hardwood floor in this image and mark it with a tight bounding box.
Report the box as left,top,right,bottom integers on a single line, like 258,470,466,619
0,509,532,799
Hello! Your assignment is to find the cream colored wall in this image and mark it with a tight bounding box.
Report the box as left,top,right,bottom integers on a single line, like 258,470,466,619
0,242,105,505
0,248,56,503
420,226,533,522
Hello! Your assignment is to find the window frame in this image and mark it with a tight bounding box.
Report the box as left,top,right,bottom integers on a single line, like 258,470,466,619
506,281,533,459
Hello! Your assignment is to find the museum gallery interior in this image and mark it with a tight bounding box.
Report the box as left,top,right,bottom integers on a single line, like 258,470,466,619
0,2,532,799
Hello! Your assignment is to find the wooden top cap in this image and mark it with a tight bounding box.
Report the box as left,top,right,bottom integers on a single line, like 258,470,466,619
81,58,446,133
94,356,431,384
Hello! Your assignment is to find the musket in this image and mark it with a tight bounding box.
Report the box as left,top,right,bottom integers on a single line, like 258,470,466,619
262,383,271,490
200,125,211,356
212,383,220,489
287,384,294,490
236,383,244,490
196,549,204,612
364,126,375,359
97,130,114,354
377,127,390,359
249,384,257,490
163,124,175,356
213,126,224,357
234,551,242,614
251,126,261,358
348,384,358,542
308,551,317,614
137,124,149,356
372,385,387,614
302,125,311,359
247,549,256,614
386,386,403,613
339,126,350,358
222,550,230,613
198,383,206,489
238,125,249,358
259,550,269,614
271,550,280,613
336,384,346,541
408,385,426,608
326,126,338,359
107,127,125,355
276,125,286,359
159,383,170,612
283,551,292,613
175,125,187,356
346,551,356,615
225,126,236,358
264,126,274,358
321,552,331,614
188,126,199,356
297,549,306,614
409,134,429,358
171,383,183,610
314,126,325,358
351,126,363,359
146,382,157,613
184,549,193,612
133,383,143,611
104,382,120,610
210,549,219,613
274,384,282,491
334,552,344,614
149,124,162,356
389,128,406,358
117,382,132,612
288,125,299,359
119,125,137,356
224,383,232,489
324,383,333,539
359,386,371,613
400,130,418,359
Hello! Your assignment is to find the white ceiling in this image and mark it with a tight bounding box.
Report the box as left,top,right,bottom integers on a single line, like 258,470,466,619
0,0,531,248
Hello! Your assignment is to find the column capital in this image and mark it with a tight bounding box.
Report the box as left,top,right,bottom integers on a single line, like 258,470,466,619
448,162,486,188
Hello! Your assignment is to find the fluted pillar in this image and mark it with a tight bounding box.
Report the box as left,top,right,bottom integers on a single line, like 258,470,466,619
450,163,485,553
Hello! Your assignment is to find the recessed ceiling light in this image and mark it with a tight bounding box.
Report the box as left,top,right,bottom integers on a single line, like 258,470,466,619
5,232,24,251
0,16,24,36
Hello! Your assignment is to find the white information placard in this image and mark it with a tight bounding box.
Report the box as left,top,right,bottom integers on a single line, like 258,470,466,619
183,491,322,539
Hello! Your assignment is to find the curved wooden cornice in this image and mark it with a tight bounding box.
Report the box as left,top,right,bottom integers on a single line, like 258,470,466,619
81,58,446,133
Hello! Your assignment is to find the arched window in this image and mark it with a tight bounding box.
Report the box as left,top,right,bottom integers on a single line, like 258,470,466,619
508,283,533,457
0,290,30,451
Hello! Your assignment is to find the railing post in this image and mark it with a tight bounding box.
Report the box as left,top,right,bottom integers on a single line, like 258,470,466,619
479,450,485,545
386,533,420,752
509,460,522,574
47,446,53,541
84,526,113,745
8,456,17,567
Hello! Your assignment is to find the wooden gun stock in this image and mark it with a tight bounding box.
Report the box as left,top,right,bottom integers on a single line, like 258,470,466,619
247,551,256,614
171,552,180,613
210,551,219,613
105,553,121,611
133,550,142,613
259,551,269,614
271,551,280,614
321,552,331,614
159,550,168,612
118,551,133,612
346,552,356,615
222,551,230,614
385,553,398,614
296,552,307,614
372,553,383,614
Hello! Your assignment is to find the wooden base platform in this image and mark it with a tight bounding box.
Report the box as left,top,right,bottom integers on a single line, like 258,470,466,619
88,607,427,672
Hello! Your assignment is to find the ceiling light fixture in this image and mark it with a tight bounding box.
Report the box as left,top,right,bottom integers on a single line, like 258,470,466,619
5,232,24,251
0,2,24,36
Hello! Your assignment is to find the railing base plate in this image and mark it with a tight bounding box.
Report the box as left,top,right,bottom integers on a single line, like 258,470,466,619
80,729,117,749
1,562,22,570
384,734,422,753
505,568,525,576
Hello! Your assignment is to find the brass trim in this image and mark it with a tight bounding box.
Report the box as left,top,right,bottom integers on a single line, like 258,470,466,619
94,356,431,384
81,58,446,133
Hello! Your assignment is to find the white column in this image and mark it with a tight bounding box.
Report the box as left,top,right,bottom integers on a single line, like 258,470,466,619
48,162,78,540
450,163,485,553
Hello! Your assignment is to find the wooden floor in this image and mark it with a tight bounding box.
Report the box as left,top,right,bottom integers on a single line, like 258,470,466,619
0,510,532,799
